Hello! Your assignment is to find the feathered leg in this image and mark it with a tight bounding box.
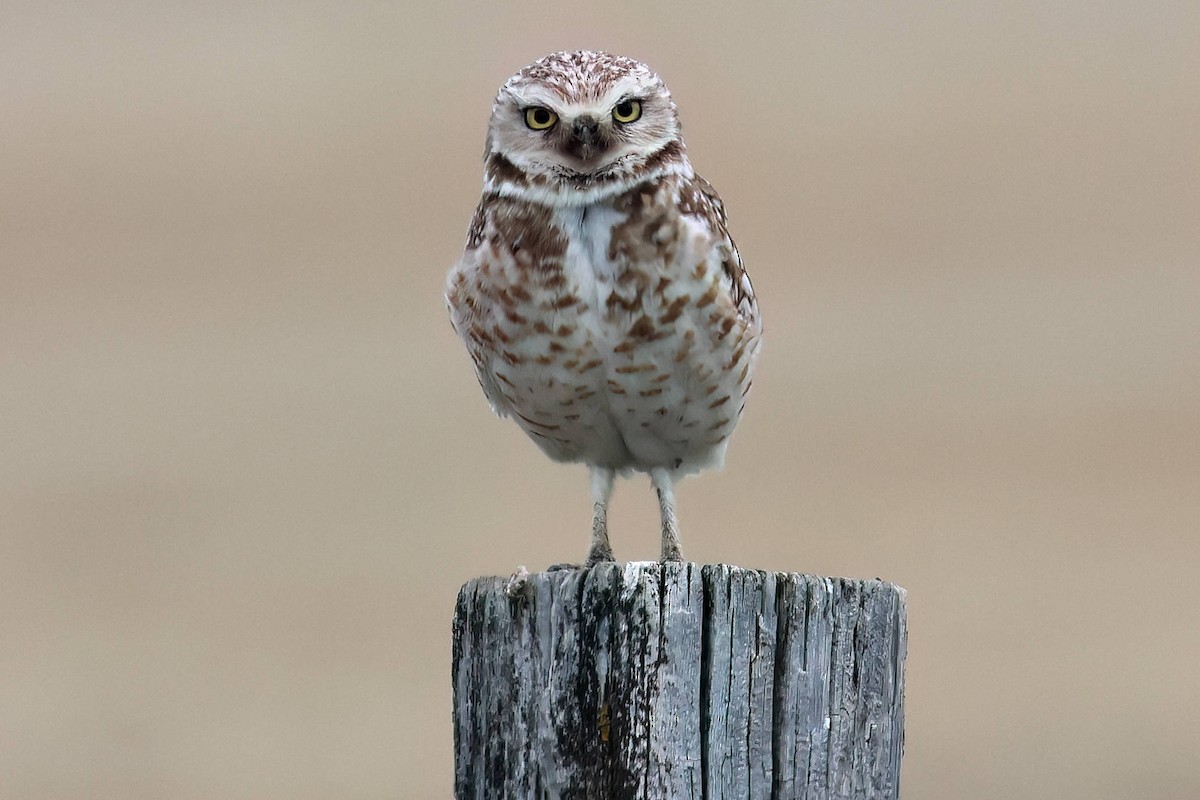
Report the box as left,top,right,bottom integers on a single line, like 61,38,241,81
651,468,683,562
585,466,617,565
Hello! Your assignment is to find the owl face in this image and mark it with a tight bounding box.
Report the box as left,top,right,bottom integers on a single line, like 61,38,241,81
484,51,688,202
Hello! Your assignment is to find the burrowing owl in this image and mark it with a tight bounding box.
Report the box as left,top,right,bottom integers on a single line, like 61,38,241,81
446,51,761,564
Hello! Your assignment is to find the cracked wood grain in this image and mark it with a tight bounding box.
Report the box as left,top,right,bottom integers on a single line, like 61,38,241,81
452,563,906,799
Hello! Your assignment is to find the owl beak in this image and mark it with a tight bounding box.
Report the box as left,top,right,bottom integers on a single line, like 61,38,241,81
567,115,605,161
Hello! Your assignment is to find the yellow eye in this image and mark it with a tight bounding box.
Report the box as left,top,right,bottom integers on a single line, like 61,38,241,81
524,107,558,130
612,99,642,124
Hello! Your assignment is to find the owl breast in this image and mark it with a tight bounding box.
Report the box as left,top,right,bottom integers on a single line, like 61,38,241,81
447,174,760,477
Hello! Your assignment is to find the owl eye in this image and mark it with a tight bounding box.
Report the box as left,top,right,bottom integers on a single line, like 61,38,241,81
612,99,642,124
524,106,558,130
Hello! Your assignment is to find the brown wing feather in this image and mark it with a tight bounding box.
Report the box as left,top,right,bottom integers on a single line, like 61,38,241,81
682,175,759,325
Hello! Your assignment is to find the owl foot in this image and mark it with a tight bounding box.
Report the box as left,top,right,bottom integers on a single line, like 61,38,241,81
504,565,531,598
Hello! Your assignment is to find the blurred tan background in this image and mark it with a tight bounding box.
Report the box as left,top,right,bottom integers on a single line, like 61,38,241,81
3,1,1198,797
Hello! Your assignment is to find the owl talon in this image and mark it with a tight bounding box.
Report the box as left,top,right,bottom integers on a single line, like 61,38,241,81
584,548,615,567
504,565,531,598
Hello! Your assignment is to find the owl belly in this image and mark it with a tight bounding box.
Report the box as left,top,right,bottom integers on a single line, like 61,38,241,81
477,314,635,470
488,297,754,476
597,270,756,476
473,207,757,476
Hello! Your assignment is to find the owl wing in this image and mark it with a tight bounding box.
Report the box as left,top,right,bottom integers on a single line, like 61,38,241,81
684,174,760,326
445,197,516,419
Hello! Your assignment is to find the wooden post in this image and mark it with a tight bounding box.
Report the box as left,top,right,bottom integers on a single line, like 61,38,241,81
452,562,907,800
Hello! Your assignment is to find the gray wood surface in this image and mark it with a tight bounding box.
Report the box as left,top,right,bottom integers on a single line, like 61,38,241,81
452,563,906,799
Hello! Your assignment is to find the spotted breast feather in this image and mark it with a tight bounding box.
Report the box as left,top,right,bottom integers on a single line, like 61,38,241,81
446,172,760,476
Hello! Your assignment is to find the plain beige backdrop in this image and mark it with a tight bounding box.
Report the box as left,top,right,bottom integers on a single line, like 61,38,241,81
3,1,1198,797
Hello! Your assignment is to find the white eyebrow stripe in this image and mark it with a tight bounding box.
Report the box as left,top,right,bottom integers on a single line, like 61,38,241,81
508,78,655,116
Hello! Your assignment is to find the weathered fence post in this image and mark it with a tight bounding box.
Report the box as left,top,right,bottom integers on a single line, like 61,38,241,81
452,562,907,799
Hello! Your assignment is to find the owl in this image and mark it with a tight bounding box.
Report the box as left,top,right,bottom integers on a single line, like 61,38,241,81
446,51,761,565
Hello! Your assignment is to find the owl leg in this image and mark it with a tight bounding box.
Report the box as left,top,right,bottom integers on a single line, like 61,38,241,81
585,466,616,565
651,468,683,563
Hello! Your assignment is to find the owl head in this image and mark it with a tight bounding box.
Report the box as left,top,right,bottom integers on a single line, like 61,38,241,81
484,51,691,204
